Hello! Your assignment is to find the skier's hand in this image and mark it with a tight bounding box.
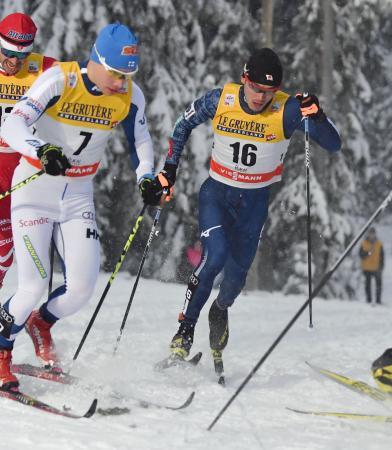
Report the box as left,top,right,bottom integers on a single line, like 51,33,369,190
156,162,176,203
139,172,173,206
296,93,326,122
159,162,177,188
138,174,159,206
37,144,71,176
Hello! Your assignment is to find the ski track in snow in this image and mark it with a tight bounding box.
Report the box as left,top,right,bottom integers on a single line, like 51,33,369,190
1,222,392,450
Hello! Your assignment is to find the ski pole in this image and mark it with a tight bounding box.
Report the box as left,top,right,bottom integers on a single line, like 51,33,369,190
304,113,313,328
113,205,163,355
70,204,147,369
207,189,392,431
0,170,44,201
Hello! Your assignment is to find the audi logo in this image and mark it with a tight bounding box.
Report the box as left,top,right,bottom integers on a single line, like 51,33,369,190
82,211,95,220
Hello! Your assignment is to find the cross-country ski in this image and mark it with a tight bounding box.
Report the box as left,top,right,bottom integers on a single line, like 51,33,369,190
0,388,97,419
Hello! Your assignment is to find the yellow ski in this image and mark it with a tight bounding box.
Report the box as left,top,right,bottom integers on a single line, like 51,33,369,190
306,361,392,404
287,407,392,422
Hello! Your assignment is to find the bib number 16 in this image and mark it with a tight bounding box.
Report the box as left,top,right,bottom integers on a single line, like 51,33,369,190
230,142,257,167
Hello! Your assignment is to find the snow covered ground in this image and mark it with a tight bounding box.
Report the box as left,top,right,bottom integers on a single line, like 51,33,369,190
1,220,392,450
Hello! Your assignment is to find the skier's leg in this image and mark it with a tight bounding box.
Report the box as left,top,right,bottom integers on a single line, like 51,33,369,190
0,149,21,388
24,217,100,366
170,179,231,359
40,218,100,321
0,196,14,288
0,153,21,288
209,186,269,356
0,207,54,350
217,186,269,309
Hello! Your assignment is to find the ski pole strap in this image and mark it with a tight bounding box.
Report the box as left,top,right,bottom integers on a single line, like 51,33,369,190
157,173,169,188
157,174,174,202
0,170,44,201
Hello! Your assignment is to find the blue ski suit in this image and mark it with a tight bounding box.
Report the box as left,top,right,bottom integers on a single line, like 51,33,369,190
166,85,341,324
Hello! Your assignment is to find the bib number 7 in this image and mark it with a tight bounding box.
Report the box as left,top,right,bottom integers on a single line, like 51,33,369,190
230,142,257,167
73,131,93,155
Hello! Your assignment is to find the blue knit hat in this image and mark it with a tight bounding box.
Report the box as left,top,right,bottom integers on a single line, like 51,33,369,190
90,23,139,75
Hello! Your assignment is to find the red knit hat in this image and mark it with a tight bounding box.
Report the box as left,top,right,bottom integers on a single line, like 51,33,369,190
0,13,37,52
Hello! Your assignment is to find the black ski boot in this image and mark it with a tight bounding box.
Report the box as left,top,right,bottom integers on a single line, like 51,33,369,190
372,348,392,392
170,320,195,360
155,320,202,371
209,299,229,385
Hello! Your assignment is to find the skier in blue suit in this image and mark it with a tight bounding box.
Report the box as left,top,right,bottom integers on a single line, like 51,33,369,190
140,48,341,373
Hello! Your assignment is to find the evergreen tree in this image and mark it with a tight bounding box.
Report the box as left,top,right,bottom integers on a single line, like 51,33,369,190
115,0,261,280
2,0,390,300
258,0,392,298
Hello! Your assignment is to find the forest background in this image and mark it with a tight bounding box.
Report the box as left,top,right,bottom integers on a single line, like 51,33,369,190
3,0,391,299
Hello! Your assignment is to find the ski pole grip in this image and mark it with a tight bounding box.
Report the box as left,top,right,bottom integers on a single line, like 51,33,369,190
161,186,173,204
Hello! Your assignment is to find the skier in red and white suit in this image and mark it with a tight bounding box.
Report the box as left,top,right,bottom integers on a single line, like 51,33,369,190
0,13,55,287
0,13,55,390
0,13,55,289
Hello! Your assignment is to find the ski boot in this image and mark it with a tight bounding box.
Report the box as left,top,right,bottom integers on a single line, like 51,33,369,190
25,310,59,368
169,319,195,360
155,319,196,370
0,349,19,391
209,299,229,385
372,348,392,392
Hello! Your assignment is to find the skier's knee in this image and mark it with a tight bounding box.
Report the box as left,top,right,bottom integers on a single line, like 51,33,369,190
203,252,226,277
18,282,48,302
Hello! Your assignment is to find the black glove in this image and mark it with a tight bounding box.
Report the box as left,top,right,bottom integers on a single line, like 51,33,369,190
139,177,163,206
37,144,71,176
295,93,326,122
160,162,177,187
139,163,177,206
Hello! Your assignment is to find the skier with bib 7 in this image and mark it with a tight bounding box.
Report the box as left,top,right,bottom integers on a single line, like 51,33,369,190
0,23,155,390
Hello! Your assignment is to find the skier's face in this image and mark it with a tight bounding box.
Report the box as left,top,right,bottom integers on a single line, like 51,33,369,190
87,61,131,95
242,77,278,112
0,48,28,75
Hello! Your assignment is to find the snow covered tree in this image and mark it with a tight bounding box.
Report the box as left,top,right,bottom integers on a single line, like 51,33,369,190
2,0,391,300
253,0,392,299
113,0,263,280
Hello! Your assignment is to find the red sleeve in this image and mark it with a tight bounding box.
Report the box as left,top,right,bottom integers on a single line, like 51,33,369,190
42,56,57,72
